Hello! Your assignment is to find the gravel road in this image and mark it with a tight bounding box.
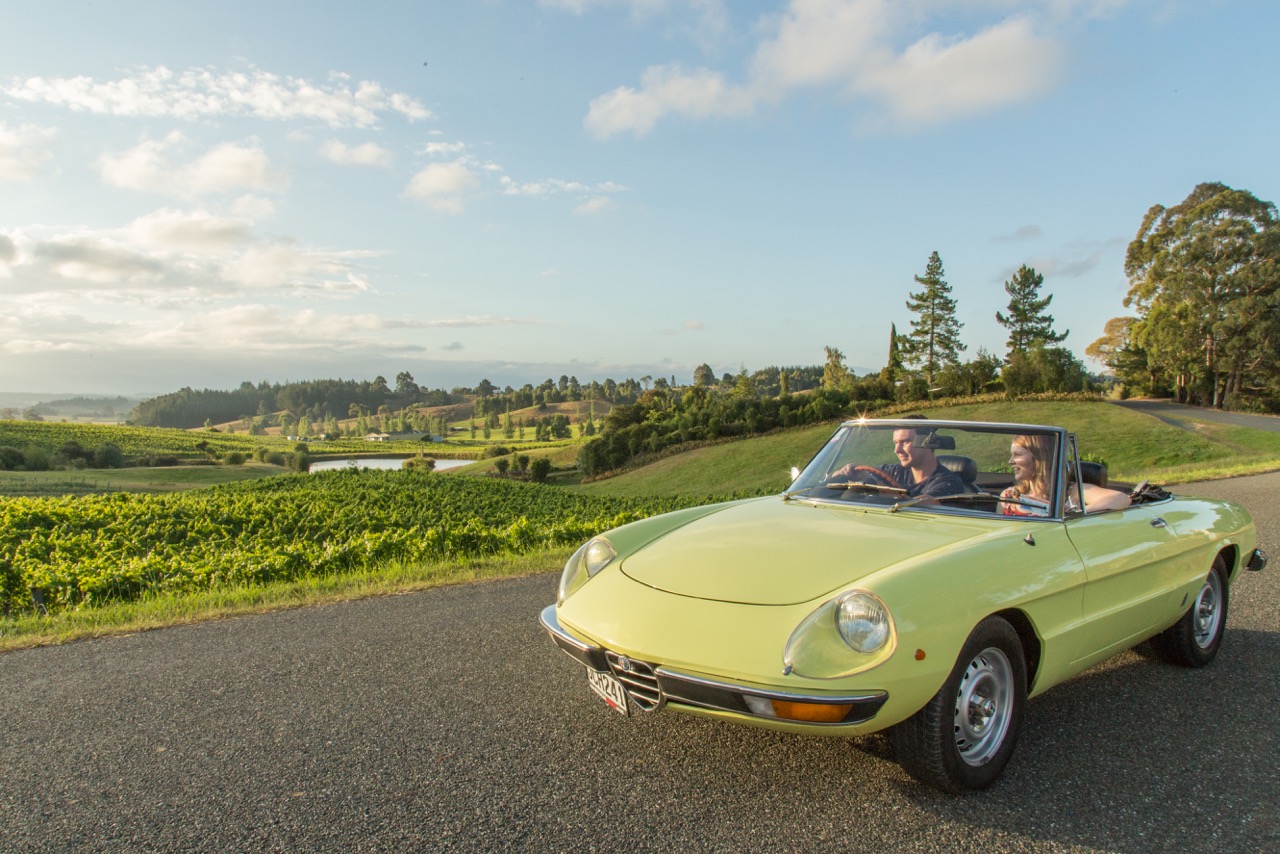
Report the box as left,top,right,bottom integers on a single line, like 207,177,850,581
1,475,1276,852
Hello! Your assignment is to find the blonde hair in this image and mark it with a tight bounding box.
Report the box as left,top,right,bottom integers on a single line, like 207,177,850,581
1011,433,1055,501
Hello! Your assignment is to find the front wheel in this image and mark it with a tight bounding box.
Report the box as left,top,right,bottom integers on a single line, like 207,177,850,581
891,617,1027,793
1150,556,1229,667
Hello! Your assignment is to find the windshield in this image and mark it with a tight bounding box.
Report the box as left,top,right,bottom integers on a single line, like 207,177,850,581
785,420,1064,517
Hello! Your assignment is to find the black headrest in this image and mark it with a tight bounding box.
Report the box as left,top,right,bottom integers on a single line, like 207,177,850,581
936,454,977,483
1078,461,1108,487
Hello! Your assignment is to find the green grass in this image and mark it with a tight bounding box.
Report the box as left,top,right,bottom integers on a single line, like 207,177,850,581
0,549,572,652
574,423,834,498
0,462,284,496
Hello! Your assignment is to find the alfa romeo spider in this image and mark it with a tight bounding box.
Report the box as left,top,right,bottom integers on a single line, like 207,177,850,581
540,419,1266,792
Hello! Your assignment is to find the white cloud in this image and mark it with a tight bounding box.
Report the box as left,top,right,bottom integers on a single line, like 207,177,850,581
0,122,56,181
221,243,375,295
231,194,276,219
0,219,381,302
403,160,479,212
586,64,754,138
321,139,393,168
575,196,616,215
423,141,467,157
858,17,1063,129
98,133,285,198
587,1,1068,137
500,176,627,196
683,319,704,330
123,209,254,251
3,65,430,127
34,235,166,285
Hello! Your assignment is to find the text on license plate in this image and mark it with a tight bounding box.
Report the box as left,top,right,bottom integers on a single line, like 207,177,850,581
587,668,629,715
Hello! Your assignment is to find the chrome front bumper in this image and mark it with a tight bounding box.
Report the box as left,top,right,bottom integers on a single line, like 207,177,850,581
539,604,888,726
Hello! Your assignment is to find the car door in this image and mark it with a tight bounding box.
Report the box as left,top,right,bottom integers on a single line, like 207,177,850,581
1064,502,1192,667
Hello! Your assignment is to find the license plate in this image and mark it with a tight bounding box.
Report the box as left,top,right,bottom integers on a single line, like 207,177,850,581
587,668,629,716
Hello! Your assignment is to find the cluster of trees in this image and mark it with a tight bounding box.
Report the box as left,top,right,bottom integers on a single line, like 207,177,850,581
131,375,452,430
578,249,1088,476
577,386,872,477
485,452,554,483
816,251,1087,402
1088,182,1280,411
0,441,125,472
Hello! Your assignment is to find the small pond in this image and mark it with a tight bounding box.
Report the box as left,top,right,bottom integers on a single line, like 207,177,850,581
308,457,473,472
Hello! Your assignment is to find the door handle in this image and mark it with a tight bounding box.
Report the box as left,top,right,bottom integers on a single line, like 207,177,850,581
1150,518,1167,528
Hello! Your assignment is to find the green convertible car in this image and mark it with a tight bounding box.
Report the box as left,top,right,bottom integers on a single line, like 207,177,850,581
540,419,1267,792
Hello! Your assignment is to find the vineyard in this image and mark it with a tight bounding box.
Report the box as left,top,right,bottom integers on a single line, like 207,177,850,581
0,419,456,461
0,469,701,615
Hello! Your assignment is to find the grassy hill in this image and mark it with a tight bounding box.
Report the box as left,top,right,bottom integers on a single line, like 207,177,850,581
573,400,1280,499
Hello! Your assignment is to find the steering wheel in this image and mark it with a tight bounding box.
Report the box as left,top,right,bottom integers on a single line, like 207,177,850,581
1130,479,1150,500
847,465,904,490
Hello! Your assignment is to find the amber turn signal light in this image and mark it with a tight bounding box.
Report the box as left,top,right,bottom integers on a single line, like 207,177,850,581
769,700,853,723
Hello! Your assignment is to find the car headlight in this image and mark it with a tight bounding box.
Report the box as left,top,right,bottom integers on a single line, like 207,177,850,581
836,591,891,654
783,588,896,678
557,537,617,604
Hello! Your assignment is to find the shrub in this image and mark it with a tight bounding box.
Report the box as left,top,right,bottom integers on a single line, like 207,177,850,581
224,451,247,466
403,456,436,472
0,445,25,470
93,443,125,469
529,457,552,483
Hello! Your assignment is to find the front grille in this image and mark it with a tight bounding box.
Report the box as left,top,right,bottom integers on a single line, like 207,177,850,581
605,652,663,711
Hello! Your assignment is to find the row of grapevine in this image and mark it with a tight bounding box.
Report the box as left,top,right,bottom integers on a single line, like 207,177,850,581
0,469,700,614
0,420,432,461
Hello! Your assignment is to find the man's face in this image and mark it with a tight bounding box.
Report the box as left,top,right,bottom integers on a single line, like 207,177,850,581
892,429,920,467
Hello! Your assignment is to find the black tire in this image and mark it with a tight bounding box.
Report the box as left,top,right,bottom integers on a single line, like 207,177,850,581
891,617,1027,793
1150,556,1229,667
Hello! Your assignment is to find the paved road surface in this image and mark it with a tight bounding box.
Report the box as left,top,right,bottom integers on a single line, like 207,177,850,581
2,476,1277,852
1113,398,1280,432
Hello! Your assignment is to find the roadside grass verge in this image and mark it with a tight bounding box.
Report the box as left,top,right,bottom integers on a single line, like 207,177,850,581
0,547,571,652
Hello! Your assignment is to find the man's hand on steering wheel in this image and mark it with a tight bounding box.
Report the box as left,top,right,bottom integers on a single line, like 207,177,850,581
827,464,905,490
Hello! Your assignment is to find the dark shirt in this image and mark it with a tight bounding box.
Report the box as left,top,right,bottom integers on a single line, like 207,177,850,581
882,462,965,498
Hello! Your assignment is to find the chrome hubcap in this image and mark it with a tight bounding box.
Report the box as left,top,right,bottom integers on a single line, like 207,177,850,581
953,647,1013,766
1192,572,1223,649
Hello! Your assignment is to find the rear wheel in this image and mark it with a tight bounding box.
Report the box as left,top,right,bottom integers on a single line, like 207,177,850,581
891,617,1026,793
1151,556,1229,667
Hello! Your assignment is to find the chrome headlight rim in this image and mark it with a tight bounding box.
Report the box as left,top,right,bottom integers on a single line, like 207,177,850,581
557,536,617,604
835,590,893,654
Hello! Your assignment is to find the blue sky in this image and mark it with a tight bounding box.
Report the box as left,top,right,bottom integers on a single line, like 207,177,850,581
1,0,1276,395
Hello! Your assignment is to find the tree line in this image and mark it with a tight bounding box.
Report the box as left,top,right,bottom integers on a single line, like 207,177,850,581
577,244,1089,476
1087,182,1280,411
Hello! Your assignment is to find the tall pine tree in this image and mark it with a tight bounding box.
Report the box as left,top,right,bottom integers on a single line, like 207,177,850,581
995,264,1067,358
903,251,965,385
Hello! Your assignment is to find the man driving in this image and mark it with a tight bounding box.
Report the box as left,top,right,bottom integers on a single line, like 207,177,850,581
832,421,965,499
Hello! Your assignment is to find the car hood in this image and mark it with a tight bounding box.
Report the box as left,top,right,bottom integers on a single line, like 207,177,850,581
618,497,996,606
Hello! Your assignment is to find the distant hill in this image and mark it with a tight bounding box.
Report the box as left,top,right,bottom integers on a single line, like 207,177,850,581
0,394,141,424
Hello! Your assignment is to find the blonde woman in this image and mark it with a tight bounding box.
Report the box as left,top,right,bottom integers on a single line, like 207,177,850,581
1000,434,1130,516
